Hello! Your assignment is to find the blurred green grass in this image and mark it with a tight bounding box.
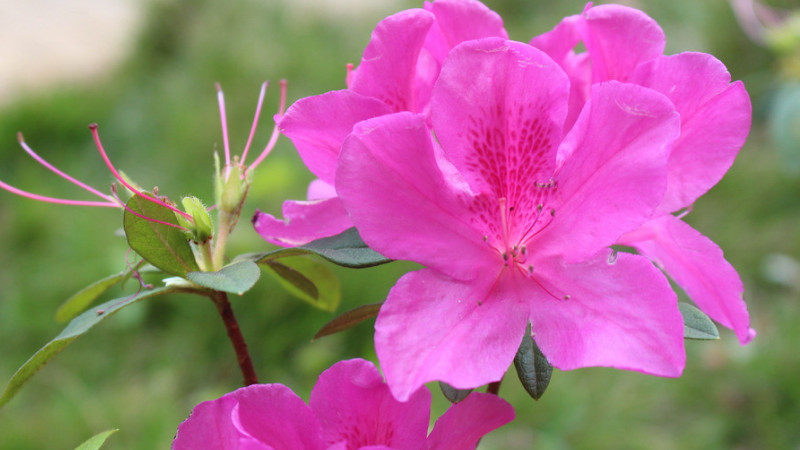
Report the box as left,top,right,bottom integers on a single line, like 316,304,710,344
0,0,798,448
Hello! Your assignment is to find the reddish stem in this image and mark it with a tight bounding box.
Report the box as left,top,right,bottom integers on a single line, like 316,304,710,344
210,290,259,386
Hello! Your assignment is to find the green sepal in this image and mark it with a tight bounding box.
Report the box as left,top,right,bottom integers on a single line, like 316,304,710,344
313,302,383,340
74,429,118,450
178,196,214,242
262,255,341,312
514,325,553,401
679,302,720,340
186,260,261,295
439,381,473,404
123,194,200,276
0,286,184,409
242,227,391,269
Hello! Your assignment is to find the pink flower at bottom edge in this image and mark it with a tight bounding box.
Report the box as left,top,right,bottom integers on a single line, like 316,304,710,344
172,359,514,450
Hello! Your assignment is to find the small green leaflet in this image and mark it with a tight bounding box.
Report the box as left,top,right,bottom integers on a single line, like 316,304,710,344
243,227,391,269
514,325,553,401
262,255,341,312
314,302,383,339
123,194,199,276
74,429,118,450
679,302,720,340
439,381,473,403
0,286,182,409
187,260,261,295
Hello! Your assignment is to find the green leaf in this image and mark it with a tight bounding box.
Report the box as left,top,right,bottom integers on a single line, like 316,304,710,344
679,302,720,340
55,273,124,323
74,429,118,450
0,286,180,409
514,325,553,401
123,194,199,276
241,227,391,268
186,260,261,295
439,381,473,403
313,302,382,339
262,255,341,312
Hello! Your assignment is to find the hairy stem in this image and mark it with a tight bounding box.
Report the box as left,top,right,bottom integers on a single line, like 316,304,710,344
210,290,258,385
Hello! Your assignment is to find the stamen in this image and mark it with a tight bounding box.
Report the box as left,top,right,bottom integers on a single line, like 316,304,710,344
111,185,188,231
239,81,268,166
248,79,288,173
17,133,116,202
0,178,119,207
216,83,232,166
90,124,193,220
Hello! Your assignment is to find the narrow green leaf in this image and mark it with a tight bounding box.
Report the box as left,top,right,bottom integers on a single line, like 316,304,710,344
313,302,383,339
514,325,553,401
679,302,720,340
0,286,179,408
186,260,261,295
55,273,124,323
439,381,473,403
123,194,199,276
262,255,341,312
74,429,118,450
240,227,391,268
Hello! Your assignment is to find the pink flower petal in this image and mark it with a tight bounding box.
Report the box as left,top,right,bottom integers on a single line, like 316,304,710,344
172,395,242,449
578,4,665,83
173,384,325,450
279,90,392,183
374,268,529,401
629,53,752,212
348,9,435,113
529,251,685,376
310,359,430,449
535,81,680,262
337,112,496,280
422,0,508,64
430,38,568,200
425,392,514,450
231,384,325,449
619,215,755,344
252,196,352,247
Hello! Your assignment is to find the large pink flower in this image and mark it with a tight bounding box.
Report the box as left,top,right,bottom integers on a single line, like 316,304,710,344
253,0,507,246
336,38,685,401
532,4,755,344
172,359,514,449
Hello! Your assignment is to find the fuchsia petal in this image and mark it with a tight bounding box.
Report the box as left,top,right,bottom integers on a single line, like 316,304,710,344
424,392,515,450
629,53,752,212
578,4,665,83
173,384,325,450
535,82,679,262
374,268,529,401
337,112,496,280
422,0,508,63
252,196,352,247
172,395,242,449
431,38,568,201
279,90,392,183
529,251,685,376
310,359,431,449
620,215,755,344
230,384,325,449
349,9,435,112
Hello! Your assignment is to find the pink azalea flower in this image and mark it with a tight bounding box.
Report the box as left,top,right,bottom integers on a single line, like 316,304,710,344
172,359,514,449
336,37,686,401
253,0,507,246
532,4,755,344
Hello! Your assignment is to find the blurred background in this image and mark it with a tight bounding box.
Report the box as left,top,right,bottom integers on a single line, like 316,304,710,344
0,0,798,448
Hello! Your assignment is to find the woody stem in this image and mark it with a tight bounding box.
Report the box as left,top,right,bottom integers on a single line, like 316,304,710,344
209,290,259,386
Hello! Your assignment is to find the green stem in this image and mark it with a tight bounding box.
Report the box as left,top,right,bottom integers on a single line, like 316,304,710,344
212,210,237,271
209,290,258,385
